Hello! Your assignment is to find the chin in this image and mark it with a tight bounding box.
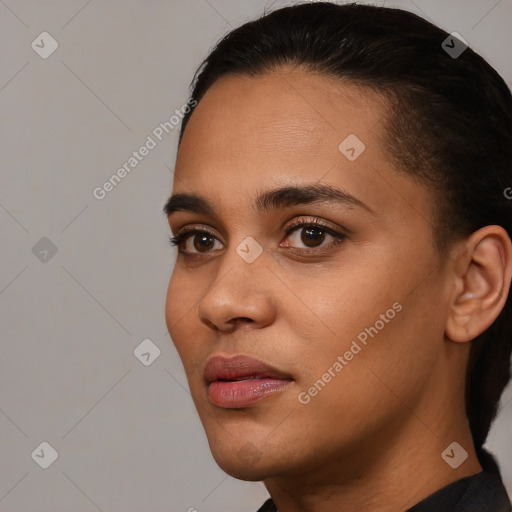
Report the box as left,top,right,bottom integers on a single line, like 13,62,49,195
199,422,278,480
209,444,277,481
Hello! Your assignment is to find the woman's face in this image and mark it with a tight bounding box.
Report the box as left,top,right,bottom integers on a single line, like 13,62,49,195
165,68,454,481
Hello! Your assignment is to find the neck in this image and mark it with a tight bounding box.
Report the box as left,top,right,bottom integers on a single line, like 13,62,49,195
263,418,482,512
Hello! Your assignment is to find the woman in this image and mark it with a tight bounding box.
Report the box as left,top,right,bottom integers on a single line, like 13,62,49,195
163,2,512,510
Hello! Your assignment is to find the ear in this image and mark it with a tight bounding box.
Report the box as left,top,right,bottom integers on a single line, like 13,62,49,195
446,225,512,343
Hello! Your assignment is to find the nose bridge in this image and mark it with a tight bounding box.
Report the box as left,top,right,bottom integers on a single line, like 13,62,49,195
196,237,275,329
209,236,268,301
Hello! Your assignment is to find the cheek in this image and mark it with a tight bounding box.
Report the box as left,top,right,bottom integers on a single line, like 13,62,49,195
165,271,199,354
287,309,428,450
285,249,440,400
280,255,398,350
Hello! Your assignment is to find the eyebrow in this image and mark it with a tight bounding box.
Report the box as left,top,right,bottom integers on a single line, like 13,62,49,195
163,183,375,218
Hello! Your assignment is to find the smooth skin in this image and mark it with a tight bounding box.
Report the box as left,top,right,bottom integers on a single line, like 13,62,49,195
165,67,512,512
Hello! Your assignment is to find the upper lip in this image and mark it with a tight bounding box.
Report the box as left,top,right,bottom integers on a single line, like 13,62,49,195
204,355,293,383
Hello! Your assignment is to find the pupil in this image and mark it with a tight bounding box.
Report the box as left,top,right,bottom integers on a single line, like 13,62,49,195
194,233,214,252
302,227,325,247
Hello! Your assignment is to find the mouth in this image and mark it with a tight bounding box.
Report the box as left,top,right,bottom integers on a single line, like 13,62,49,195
204,355,293,408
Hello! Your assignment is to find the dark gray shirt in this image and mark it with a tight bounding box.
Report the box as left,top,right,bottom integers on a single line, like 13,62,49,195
256,448,511,512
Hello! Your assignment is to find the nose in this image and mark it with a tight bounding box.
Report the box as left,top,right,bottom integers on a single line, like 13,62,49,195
196,249,277,333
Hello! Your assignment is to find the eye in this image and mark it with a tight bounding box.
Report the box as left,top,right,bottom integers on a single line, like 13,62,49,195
169,228,222,255
282,217,346,251
168,217,346,256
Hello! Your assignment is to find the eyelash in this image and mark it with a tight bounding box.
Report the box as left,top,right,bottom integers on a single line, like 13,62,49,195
168,217,347,256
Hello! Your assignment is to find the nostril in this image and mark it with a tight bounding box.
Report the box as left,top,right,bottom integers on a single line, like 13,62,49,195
230,317,254,324
204,319,219,330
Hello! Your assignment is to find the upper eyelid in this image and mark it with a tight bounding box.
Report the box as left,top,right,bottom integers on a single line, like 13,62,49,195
170,218,346,253
172,217,343,238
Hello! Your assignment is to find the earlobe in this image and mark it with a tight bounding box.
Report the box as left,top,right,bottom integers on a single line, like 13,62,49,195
446,226,512,343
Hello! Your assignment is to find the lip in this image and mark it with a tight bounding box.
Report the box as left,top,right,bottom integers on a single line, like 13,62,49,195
204,355,293,408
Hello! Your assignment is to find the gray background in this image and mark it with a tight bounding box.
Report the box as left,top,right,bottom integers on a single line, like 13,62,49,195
1,0,511,511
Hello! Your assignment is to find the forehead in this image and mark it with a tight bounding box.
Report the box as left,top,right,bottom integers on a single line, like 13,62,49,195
172,68,432,226
178,68,385,161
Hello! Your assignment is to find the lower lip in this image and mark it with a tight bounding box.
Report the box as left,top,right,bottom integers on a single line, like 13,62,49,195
208,378,292,408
